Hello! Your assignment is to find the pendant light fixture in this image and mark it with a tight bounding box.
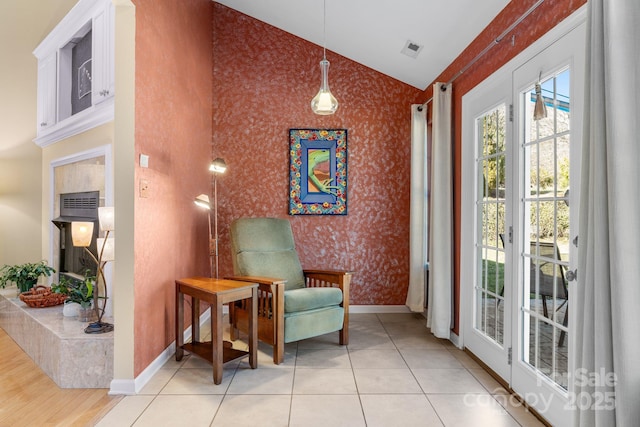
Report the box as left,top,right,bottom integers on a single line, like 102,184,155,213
533,73,547,121
311,0,338,115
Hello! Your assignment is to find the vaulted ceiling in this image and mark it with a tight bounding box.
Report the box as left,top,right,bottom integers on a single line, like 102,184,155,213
215,0,511,90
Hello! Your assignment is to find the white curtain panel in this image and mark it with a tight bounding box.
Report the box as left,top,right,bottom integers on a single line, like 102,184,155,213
427,83,453,338
406,104,428,312
574,0,640,426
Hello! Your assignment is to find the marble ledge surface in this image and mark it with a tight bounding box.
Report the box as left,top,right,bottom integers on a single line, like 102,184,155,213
0,287,113,388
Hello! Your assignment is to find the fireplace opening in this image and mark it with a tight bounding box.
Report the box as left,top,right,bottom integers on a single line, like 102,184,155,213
52,191,100,284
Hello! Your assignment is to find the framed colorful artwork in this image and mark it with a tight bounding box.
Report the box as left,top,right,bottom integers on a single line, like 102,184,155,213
289,129,347,215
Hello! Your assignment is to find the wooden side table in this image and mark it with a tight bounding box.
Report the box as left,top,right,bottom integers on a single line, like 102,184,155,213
175,277,258,384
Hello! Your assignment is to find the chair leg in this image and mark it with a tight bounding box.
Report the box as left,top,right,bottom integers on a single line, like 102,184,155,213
273,341,284,365
339,326,348,346
558,306,568,347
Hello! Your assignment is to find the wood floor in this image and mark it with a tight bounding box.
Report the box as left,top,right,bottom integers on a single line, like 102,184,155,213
0,328,121,427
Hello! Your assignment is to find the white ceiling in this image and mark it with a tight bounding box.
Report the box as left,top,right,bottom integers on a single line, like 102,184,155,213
215,0,511,90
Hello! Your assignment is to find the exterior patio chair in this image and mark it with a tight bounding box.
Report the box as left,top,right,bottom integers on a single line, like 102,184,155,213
530,241,569,346
497,235,568,346
227,217,352,364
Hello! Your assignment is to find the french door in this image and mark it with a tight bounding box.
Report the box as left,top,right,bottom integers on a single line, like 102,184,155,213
462,16,585,427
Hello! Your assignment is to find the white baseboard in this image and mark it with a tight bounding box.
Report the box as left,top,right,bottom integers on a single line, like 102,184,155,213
108,307,212,395
108,379,136,395
350,305,411,314
449,330,462,349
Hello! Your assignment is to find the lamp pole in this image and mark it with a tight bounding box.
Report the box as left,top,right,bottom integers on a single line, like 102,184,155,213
213,175,219,279
207,209,213,278
207,157,226,279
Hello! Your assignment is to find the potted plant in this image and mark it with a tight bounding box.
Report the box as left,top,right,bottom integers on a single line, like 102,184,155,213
51,277,79,317
64,273,95,321
0,261,55,293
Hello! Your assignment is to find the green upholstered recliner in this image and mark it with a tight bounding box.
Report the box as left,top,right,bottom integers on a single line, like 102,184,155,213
227,217,352,364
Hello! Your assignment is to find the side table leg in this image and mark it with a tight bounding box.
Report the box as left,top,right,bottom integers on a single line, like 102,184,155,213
175,285,184,361
192,296,200,343
249,287,258,369
212,295,223,384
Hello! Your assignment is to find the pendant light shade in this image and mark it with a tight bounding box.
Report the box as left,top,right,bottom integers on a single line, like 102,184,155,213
311,59,338,115
533,82,547,121
311,0,338,115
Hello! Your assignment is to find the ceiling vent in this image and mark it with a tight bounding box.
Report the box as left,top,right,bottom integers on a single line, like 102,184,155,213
401,40,423,59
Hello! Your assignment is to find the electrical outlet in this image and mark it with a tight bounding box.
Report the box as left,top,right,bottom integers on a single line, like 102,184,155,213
139,179,149,198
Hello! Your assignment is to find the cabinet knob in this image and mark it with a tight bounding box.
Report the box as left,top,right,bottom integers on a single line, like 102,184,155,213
40,122,47,127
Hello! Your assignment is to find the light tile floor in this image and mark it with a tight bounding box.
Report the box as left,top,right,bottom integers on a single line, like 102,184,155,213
95,313,546,427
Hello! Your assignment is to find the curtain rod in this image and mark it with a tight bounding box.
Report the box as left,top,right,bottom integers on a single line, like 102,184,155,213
417,0,545,111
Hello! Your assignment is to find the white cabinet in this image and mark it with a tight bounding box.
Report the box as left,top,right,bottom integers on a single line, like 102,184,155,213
33,0,115,147
36,52,57,132
92,2,115,105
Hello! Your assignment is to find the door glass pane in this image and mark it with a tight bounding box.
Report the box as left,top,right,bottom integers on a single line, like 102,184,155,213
521,69,570,390
474,105,506,346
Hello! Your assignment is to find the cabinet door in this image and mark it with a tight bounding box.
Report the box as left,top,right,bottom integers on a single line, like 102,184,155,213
92,1,114,104
37,51,57,133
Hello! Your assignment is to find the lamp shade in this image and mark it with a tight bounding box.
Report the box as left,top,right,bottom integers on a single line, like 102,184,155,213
209,158,227,174
71,222,94,247
194,194,211,209
97,237,115,261
311,59,338,115
98,207,115,231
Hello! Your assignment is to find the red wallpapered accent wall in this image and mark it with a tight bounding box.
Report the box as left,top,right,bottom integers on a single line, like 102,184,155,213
212,4,424,306
424,0,586,333
133,0,213,376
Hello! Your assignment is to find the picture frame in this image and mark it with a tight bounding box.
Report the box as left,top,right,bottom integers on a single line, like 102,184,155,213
289,129,347,215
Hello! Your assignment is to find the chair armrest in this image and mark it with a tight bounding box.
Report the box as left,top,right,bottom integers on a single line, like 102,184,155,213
303,269,353,290
303,270,352,310
225,275,286,286
225,275,286,295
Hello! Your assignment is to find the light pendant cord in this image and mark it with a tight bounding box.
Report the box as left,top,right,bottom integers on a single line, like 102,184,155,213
323,0,327,60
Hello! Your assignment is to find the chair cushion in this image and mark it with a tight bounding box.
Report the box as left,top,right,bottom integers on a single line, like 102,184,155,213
284,306,344,343
284,287,343,313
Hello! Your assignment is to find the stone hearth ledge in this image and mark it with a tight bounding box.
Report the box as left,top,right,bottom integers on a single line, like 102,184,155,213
0,287,113,388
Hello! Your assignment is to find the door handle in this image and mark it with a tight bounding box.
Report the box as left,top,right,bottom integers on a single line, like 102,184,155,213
566,269,577,282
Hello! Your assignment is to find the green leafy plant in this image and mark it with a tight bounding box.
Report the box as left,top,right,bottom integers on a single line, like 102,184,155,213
51,277,72,295
65,273,95,308
0,261,56,293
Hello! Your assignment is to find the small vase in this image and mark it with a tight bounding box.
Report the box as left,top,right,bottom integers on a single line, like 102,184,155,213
77,305,95,322
63,302,81,317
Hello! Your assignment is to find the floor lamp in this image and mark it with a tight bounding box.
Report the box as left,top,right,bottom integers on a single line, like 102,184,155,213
195,157,227,278
71,206,115,334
